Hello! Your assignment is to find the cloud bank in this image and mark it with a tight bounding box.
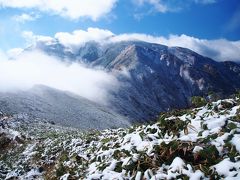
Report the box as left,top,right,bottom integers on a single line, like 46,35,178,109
0,0,117,20
0,50,118,104
111,33,240,62
55,28,114,52
25,28,240,62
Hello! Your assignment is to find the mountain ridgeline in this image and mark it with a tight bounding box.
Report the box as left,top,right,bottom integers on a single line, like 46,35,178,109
1,40,240,129
34,40,240,120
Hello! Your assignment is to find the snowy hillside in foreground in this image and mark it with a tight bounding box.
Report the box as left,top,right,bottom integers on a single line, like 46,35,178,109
0,97,240,179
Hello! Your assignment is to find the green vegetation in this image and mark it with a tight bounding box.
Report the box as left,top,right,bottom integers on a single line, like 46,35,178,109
191,96,207,107
0,95,240,179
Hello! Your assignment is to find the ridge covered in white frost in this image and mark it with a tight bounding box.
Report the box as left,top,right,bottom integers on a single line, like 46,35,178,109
0,97,240,179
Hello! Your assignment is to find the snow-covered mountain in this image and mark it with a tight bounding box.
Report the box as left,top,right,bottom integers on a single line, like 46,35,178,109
0,85,130,130
28,40,240,122
1,39,240,179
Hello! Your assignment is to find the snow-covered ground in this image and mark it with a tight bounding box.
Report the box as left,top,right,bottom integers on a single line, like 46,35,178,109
0,98,240,179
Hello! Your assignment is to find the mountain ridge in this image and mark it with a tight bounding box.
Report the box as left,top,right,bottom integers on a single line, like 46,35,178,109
7,40,240,125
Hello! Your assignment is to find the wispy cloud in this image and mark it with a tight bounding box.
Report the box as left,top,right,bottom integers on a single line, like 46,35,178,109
135,0,168,13
194,0,216,4
225,6,240,33
0,0,118,21
132,0,217,18
132,0,169,13
12,13,40,23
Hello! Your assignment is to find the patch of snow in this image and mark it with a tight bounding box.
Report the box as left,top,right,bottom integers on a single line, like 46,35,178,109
213,158,240,178
193,146,203,153
60,173,70,180
188,170,204,180
169,157,185,173
231,134,240,153
135,171,142,180
24,168,42,179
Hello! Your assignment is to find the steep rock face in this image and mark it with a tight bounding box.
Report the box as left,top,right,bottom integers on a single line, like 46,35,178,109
0,85,130,129
23,41,240,122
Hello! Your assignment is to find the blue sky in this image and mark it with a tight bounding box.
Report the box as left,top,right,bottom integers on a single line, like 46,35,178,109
0,0,240,53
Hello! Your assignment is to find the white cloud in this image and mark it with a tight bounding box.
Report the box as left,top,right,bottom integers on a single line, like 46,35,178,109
157,34,240,62
55,28,114,52
111,33,240,62
7,48,23,58
12,13,39,23
0,0,117,20
22,30,54,46
0,50,118,104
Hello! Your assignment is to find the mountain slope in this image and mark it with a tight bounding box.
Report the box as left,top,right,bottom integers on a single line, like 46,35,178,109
25,40,240,122
92,41,240,121
0,85,130,130
1,97,240,179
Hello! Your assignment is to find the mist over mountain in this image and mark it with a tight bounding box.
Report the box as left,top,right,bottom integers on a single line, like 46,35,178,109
0,50,118,105
23,39,240,122
1,37,240,128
